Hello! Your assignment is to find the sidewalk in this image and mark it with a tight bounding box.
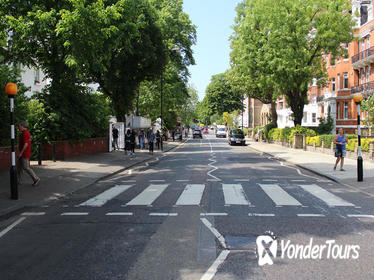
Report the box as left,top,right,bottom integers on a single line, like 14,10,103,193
246,138,374,196
0,140,183,218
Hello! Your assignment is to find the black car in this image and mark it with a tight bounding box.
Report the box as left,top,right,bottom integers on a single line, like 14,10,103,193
193,129,202,139
228,129,245,145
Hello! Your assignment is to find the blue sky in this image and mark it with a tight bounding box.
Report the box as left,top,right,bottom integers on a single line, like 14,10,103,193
183,0,242,101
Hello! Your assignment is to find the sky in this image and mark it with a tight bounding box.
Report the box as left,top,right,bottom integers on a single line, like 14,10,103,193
183,0,242,101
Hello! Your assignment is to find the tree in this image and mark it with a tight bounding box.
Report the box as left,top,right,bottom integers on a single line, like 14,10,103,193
362,95,374,133
231,0,355,126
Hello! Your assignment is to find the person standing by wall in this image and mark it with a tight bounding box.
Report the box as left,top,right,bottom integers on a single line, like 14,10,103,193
17,121,40,186
334,128,348,171
112,125,119,151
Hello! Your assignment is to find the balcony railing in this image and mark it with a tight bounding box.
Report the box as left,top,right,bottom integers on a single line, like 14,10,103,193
351,46,374,64
351,81,374,94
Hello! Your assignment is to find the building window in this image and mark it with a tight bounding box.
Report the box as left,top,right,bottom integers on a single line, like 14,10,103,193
331,78,336,91
343,44,349,60
337,102,340,119
367,67,370,83
312,94,317,104
279,102,283,110
361,5,368,26
312,78,317,86
312,113,316,123
34,68,40,84
344,102,349,119
343,72,349,89
337,74,340,90
303,112,308,123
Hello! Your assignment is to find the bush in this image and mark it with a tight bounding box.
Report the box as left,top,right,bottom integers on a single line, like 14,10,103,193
263,123,277,140
346,139,355,151
269,128,281,141
254,126,263,135
289,125,316,142
319,134,336,148
281,127,292,142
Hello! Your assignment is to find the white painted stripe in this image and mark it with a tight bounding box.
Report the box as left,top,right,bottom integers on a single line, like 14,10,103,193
126,184,168,206
297,214,325,217
222,184,250,205
347,214,374,218
262,179,278,182
21,212,45,216
149,180,165,182
291,180,306,182
176,179,189,182
299,184,355,207
200,213,228,216
11,125,15,139
248,213,275,217
200,218,227,249
259,184,302,206
0,217,26,239
175,184,205,206
106,212,133,216
11,151,15,166
79,185,132,207
234,179,250,182
207,179,220,182
200,250,230,280
149,213,178,216
10,98,14,112
122,180,136,183
61,212,89,216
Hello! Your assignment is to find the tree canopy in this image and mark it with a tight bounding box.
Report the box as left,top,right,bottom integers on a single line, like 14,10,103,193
230,0,355,125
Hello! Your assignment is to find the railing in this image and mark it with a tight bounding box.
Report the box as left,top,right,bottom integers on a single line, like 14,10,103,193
351,46,374,64
351,81,374,94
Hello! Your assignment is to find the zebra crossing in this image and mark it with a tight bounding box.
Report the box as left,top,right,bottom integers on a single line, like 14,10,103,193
76,182,356,209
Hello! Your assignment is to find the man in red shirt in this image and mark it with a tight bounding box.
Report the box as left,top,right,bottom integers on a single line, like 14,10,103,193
17,121,40,186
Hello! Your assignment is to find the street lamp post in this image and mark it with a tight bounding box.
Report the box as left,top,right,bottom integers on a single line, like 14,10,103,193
5,83,18,199
353,93,363,182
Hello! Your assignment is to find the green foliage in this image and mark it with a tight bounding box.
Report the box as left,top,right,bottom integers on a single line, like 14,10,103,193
289,125,316,142
230,0,355,125
263,123,277,140
254,126,263,135
316,114,334,135
362,94,374,128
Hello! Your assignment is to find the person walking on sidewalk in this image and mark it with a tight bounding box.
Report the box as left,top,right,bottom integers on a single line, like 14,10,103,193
17,121,40,186
148,129,155,155
130,130,136,156
138,130,145,149
156,130,161,150
112,125,119,150
334,128,347,171
125,129,131,155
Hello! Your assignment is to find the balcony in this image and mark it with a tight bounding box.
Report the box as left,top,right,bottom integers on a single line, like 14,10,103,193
351,46,374,69
351,81,374,94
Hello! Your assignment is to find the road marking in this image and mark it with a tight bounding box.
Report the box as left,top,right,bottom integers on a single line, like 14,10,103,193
200,218,227,248
200,213,228,216
106,212,133,216
258,184,302,206
0,217,26,239
297,214,325,217
79,185,132,207
122,180,136,183
299,184,355,207
176,179,189,182
291,180,306,182
149,213,178,216
248,213,275,217
61,212,89,216
21,212,45,216
207,179,220,182
222,184,251,205
149,180,165,182
125,184,168,206
262,179,278,182
347,214,374,218
175,184,205,206
200,250,230,280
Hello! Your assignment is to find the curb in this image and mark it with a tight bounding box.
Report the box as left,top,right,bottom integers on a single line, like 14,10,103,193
0,139,187,219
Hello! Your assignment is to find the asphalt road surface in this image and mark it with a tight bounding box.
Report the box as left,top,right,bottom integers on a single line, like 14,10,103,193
1,132,374,280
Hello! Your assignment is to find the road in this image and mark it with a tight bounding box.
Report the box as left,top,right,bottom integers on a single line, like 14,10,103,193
1,132,374,280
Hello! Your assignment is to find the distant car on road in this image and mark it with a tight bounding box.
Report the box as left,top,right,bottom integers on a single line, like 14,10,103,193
216,125,226,138
193,129,203,139
228,129,245,146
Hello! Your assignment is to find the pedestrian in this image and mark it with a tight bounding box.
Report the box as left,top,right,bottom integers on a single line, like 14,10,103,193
334,128,348,171
112,125,119,151
17,121,40,186
125,129,131,155
130,129,136,156
156,130,161,150
138,130,145,149
148,129,155,155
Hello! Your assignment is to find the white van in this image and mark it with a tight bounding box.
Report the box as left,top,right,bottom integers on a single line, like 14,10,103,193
216,125,226,138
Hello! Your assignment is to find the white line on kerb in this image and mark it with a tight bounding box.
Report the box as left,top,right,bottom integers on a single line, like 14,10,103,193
106,212,133,216
61,212,89,216
200,213,228,216
21,212,45,216
347,214,374,218
0,217,27,239
200,218,227,249
200,250,230,280
149,213,178,216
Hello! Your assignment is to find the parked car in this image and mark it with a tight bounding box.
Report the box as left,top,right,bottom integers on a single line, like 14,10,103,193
216,125,226,138
193,129,203,139
228,129,246,146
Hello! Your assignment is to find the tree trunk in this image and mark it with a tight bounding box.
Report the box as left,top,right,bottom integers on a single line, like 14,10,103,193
135,88,140,116
287,90,306,126
270,102,278,127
